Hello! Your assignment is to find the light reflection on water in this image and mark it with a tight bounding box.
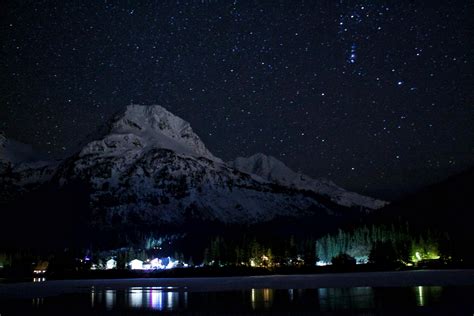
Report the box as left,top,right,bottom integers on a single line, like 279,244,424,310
91,287,185,311
105,289,116,310
27,285,460,313
250,288,273,310
415,285,443,307
318,287,374,311
31,297,43,308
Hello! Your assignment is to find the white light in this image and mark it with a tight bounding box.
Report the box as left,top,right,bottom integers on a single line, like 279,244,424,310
129,289,142,308
355,256,369,264
150,258,164,269
130,259,144,270
167,292,177,310
165,257,177,270
106,290,116,310
150,289,163,310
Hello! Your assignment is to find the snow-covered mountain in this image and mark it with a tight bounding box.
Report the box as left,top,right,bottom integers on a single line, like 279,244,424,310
55,105,337,225
230,153,387,209
0,133,58,201
2,105,386,226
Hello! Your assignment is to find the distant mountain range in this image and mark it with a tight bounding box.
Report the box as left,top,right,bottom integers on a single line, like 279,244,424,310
1,105,386,230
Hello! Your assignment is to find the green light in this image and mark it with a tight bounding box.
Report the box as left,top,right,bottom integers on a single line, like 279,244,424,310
411,248,440,263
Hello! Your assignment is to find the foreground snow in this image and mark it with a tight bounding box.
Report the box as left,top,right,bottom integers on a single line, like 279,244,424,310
1,269,473,299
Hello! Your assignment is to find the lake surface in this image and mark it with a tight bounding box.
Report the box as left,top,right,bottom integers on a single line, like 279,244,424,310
2,284,473,315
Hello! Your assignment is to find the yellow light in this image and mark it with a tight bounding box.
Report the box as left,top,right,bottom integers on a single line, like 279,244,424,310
251,288,256,310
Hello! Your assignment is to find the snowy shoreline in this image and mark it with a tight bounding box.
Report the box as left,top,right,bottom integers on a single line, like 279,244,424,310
1,269,473,299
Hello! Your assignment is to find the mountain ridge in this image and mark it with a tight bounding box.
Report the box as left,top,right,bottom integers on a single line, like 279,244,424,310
1,105,386,227
230,153,387,209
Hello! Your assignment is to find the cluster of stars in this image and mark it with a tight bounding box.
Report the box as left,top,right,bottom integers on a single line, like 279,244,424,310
348,43,357,64
0,1,472,199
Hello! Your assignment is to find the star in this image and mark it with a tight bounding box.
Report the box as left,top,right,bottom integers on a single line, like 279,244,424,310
0,0,471,201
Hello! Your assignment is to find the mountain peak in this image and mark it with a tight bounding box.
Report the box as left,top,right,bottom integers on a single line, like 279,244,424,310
81,105,222,162
0,133,46,166
113,104,186,134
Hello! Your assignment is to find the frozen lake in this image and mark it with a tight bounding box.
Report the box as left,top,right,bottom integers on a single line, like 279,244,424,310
1,270,473,315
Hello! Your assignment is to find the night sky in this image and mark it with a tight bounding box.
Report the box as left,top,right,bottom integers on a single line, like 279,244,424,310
1,1,473,199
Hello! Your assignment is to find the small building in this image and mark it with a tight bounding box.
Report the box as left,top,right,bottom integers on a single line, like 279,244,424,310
129,259,144,270
106,258,117,270
33,261,49,274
